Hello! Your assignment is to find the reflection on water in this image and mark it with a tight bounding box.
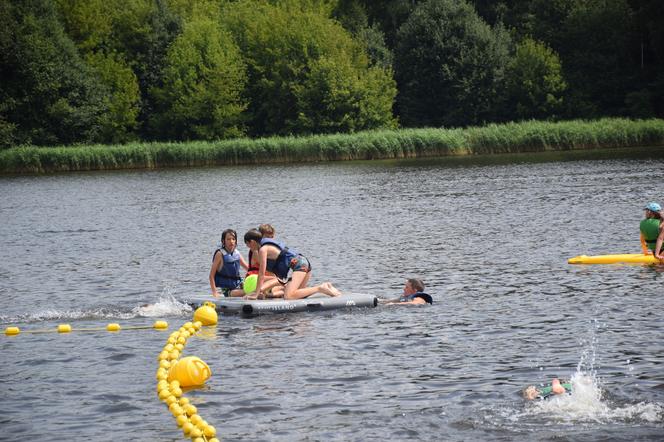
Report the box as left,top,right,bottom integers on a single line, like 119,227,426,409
1,147,664,440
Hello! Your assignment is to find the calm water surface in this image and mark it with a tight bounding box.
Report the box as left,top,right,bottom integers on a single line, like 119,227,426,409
1,147,664,441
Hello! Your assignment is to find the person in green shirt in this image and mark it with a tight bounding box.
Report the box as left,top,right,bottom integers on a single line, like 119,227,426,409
523,378,571,400
640,202,664,259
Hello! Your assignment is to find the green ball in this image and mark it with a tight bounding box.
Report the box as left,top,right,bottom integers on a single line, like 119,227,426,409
243,274,258,293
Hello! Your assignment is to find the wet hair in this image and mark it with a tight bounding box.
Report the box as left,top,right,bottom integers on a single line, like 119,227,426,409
244,229,262,244
221,229,237,243
407,278,425,292
258,224,275,238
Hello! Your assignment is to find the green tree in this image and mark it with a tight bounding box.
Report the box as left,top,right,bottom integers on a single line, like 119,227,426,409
294,56,397,133
54,0,147,143
559,0,636,117
506,38,567,120
54,0,114,52
629,0,664,117
395,0,511,127
352,0,424,50
87,52,141,143
0,0,107,147
333,0,394,68
149,17,247,140
107,0,181,139
222,0,396,136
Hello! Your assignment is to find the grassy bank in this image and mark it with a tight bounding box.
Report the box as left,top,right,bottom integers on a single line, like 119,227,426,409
1,118,664,174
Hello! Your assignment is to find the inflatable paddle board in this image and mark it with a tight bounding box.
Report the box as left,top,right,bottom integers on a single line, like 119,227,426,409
188,293,378,316
568,253,662,265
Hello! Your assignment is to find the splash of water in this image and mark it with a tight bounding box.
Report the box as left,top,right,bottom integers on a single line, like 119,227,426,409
0,294,192,324
519,318,663,424
527,372,663,424
132,295,192,317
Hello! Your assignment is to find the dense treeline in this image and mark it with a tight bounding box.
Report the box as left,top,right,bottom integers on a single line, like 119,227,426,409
1,0,662,148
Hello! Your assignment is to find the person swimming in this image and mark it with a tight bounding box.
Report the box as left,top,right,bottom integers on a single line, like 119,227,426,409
381,278,433,305
523,378,572,400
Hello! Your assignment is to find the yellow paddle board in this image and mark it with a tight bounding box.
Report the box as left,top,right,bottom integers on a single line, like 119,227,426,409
568,253,663,265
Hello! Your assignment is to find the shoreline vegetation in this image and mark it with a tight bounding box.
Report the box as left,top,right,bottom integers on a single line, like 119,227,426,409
1,118,664,175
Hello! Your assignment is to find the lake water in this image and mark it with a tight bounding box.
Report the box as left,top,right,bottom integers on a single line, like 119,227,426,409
1,147,664,441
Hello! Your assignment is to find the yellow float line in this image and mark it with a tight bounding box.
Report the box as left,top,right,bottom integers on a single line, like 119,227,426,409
4,321,169,336
156,318,219,442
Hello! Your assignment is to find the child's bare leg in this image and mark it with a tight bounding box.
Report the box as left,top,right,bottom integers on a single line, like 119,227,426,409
268,285,285,298
260,278,281,293
284,272,320,300
229,288,245,297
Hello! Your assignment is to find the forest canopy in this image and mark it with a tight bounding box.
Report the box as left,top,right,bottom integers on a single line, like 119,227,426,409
1,0,662,147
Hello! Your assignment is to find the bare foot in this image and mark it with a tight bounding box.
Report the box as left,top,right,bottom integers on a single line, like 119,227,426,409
320,282,341,297
328,282,342,297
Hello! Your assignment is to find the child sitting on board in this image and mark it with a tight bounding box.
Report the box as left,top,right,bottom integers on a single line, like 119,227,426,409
209,229,249,297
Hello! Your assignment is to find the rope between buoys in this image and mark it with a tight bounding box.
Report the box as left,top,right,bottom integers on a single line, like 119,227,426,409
4,321,169,336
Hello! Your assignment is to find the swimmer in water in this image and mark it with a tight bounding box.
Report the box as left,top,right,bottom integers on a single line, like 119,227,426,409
523,378,572,400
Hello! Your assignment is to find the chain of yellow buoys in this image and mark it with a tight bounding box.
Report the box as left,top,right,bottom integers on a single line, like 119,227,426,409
156,320,218,442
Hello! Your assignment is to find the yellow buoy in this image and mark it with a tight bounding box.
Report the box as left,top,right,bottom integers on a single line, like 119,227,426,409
169,403,183,416
203,424,217,438
176,414,188,427
182,422,194,436
153,320,168,330
57,324,72,333
107,323,121,332
158,389,171,401
184,404,198,417
167,356,211,387
5,326,20,336
189,414,203,426
193,302,218,326
156,368,168,381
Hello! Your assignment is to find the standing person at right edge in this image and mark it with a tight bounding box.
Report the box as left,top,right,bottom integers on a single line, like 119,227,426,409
640,202,664,259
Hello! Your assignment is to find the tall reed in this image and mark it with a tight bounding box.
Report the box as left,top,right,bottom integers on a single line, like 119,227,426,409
1,118,663,174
